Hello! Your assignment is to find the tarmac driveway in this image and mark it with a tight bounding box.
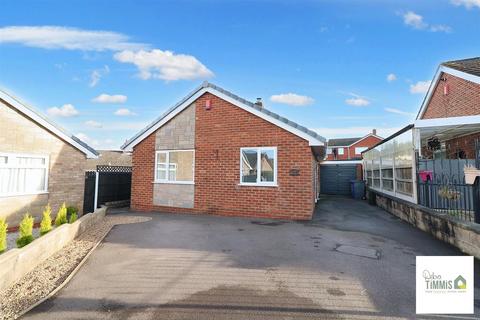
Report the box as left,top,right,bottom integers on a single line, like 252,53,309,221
24,196,479,319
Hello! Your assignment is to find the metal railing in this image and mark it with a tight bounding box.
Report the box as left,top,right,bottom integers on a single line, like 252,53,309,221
416,139,480,223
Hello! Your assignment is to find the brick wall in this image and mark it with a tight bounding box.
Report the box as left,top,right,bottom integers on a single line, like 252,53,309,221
130,92,316,220
445,132,480,159
421,72,480,119
326,135,382,161
0,100,87,226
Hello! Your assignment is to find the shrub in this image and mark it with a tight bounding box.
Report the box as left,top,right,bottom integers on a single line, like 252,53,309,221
0,219,7,253
69,212,78,224
66,206,78,221
55,203,68,226
16,214,34,248
40,204,53,236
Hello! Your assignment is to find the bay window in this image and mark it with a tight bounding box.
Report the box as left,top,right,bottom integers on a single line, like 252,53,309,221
155,150,194,183
0,153,49,196
240,147,277,186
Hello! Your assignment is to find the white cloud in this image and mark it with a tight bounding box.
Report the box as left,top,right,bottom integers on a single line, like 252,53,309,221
451,0,480,9
313,127,402,139
0,26,146,51
402,11,452,33
384,107,415,117
114,108,135,116
387,73,397,82
92,93,127,104
76,133,118,149
47,104,79,117
345,93,370,107
114,49,214,81
85,120,103,128
270,93,314,106
410,80,431,94
89,65,109,87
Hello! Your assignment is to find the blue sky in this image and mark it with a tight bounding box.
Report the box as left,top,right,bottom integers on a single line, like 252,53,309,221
1,0,479,149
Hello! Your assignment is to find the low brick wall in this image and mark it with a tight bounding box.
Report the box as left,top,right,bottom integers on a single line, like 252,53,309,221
369,189,480,258
0,207,107,292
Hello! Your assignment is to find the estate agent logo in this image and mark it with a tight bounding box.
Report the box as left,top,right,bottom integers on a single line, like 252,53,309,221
416,256,473,314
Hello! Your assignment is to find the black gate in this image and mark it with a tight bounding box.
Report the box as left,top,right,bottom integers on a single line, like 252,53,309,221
83,171,96,214
96,165,132,207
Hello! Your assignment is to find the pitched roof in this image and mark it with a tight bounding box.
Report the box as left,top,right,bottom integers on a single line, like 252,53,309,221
86,150,132,170
441,57,480,77
0,89,98,158
327,137,362,147
416,57,480,120
121,82,326,150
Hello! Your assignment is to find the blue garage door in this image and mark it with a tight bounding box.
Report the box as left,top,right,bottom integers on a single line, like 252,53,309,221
320,164,357,195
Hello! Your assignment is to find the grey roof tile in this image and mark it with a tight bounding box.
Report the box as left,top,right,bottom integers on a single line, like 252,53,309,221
442,57,480,77
122,82,325,149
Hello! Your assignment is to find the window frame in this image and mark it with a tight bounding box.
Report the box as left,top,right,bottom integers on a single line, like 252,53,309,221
337,148,345,155
239,147,278,187
154,150,195,184
0,152,49,197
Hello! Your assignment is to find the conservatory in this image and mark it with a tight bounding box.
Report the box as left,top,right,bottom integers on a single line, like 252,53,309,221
363,116,480,222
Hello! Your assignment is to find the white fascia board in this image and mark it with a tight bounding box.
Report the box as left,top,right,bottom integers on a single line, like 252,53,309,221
416,66,480,120
0,91,98,159
414,115,480,128
123,87,325,150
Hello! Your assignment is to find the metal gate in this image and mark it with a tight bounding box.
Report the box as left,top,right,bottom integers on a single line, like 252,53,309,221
83,171,97,214
320,164,357,195
83,166,132,213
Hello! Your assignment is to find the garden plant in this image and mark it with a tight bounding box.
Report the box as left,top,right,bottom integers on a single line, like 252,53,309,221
55,203,68,226
40,204,53,235
0,218,7,253
16,214,34,248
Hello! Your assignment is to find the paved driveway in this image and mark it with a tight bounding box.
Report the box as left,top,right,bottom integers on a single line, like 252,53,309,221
25,196,479,319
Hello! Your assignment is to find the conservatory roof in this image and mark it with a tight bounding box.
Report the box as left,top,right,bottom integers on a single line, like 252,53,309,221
415,115,480,142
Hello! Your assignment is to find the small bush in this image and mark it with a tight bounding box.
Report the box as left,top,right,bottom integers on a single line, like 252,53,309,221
40,204,53,236
17,214,34,248
66,206,78,221
69,212,78,224
55,203,68,226
0,219,7,253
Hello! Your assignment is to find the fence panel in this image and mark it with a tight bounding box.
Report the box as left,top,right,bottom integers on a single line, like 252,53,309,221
96,165,132,207
83,171,96,214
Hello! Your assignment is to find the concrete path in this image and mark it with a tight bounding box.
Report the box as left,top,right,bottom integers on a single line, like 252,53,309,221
24,196,479,319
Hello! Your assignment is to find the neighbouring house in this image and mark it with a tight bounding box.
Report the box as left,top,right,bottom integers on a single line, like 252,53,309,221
121,82,326,220
86,150,132,171
325,129,383,161
363,57,480,258
0,90,98,226
318,130,382,196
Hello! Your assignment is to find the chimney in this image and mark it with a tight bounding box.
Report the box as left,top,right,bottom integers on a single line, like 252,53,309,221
372,129,377,136
255,98,263,108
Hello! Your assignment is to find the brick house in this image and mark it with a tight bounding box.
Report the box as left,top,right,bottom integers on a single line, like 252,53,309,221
364,57,480,204
325,130,383,161
122,82,326,220
0,90,98,226
416,57,480,159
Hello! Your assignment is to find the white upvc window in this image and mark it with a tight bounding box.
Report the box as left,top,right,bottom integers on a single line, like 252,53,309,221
154,150,194,184
0,153,49,197
240,147,277,186
337,148,345,155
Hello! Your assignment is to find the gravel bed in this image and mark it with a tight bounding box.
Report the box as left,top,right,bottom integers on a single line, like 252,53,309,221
0,214,151,320
6,228,41,252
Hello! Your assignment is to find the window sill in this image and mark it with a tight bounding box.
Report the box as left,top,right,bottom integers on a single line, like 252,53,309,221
0,191,49,198
238,183,278,188
153,181,194,185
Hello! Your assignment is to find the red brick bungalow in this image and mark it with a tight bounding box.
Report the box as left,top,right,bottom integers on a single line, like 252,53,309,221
121,82,326,220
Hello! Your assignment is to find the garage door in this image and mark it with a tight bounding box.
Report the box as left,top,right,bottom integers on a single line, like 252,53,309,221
320,164,357,195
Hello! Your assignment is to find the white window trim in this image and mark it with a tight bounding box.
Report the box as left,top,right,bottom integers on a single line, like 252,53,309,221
355,147,368,155
337,148,345,155
154,149,195,184
0,152,49,197
239,147,278,187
